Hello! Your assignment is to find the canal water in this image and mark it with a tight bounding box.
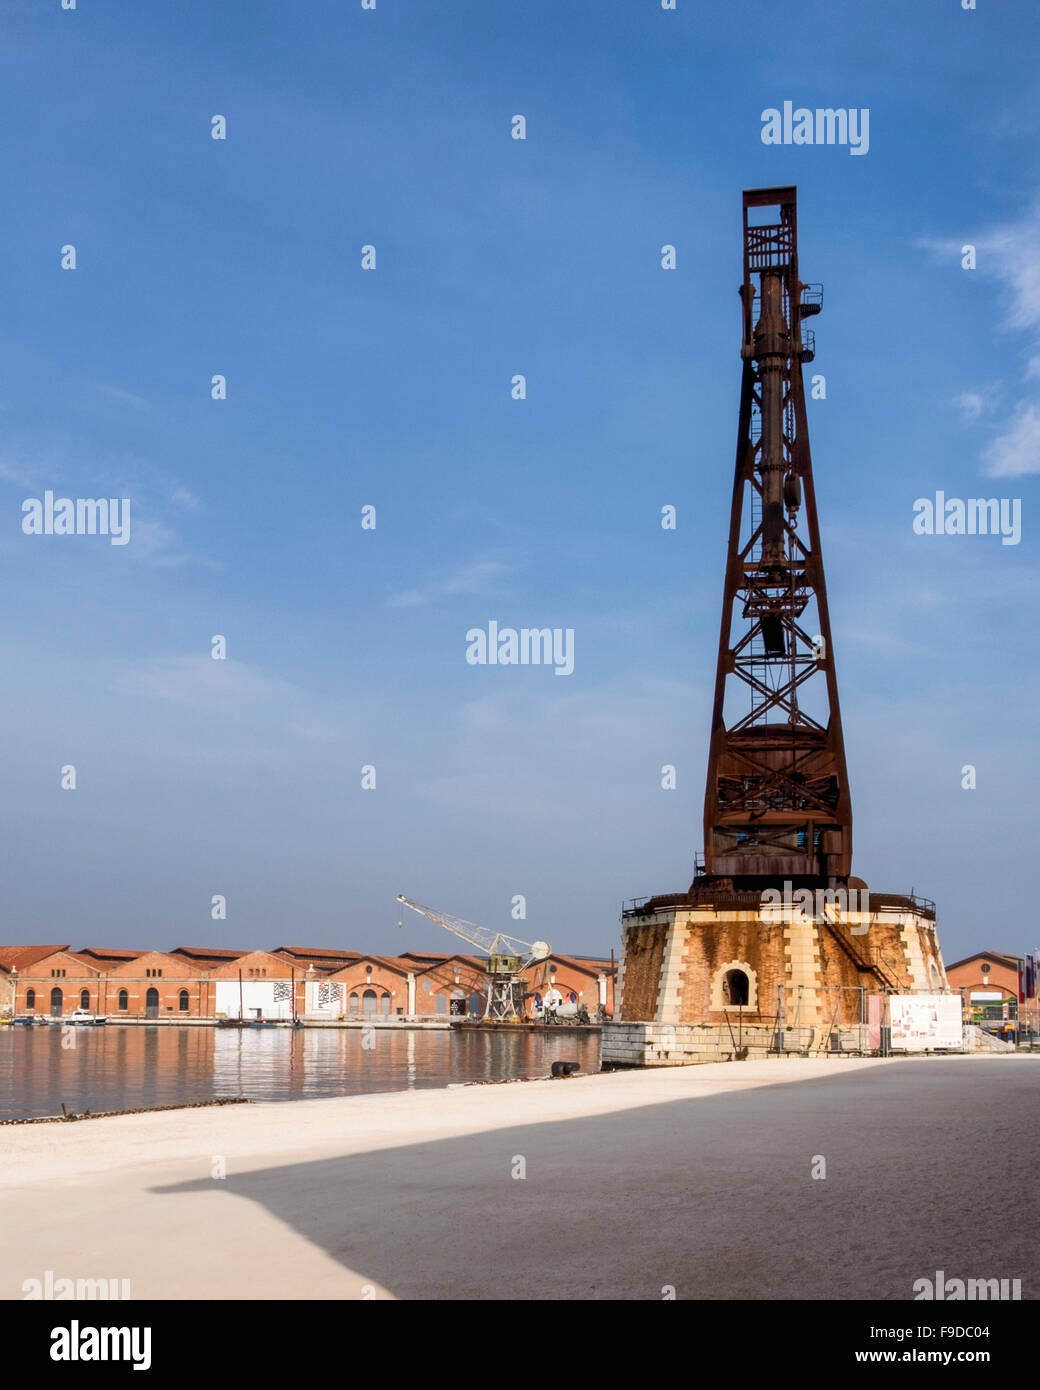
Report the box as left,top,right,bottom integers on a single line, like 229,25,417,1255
0,1026,602,1121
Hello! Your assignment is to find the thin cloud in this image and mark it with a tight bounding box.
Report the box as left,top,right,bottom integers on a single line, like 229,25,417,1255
388,557,512,607
921,201,1040,474
0,457,42,489
113,655,300,712
953,385,1001,422
975,204,1040,339
982,402,1040,477
96,384,148,411
964,201,1040,474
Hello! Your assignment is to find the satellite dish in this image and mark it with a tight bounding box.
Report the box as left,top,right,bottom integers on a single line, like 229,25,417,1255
530,940,551,961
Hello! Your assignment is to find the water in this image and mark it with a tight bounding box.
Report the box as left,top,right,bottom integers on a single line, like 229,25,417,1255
0,1026,602,1121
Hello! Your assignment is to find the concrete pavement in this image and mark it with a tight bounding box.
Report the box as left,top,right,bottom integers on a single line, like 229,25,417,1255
2,1055,1036,1300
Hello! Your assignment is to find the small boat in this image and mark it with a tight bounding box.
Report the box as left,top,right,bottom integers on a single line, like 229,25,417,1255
217,1017,252,1029
65,1009,107,1025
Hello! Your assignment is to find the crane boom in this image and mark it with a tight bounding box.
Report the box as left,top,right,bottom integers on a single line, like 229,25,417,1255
396,894,547,961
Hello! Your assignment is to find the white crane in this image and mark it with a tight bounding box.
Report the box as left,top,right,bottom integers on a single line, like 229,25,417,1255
397,894,550,1021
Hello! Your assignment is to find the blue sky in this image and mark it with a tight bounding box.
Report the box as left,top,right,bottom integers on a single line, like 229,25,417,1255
0,0,1037,964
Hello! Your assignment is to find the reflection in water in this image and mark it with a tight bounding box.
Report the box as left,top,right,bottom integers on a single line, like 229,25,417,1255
0,1026,602,1121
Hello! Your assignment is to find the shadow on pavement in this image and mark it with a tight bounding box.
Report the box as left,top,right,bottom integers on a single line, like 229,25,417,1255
155,1060,1040,1300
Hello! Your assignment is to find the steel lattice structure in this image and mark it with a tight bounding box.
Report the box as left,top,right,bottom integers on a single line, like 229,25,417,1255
702,187,852,885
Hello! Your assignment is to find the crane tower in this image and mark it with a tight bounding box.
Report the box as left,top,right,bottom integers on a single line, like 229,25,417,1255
607,188,948,1054
703,185,852,887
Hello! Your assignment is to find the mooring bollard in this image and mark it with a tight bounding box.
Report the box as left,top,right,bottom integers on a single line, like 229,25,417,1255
550,1060,581,1078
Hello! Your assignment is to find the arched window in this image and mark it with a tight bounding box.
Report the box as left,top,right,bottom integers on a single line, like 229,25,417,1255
362,988,378,1015
722,969,750,1006
26,988,35,1011
179,989,189,1011
710,960,758,1012
145,987,159,1018
436,993,447,1014
50,987,63,1017
348,992,359,1013
80,989,90,1010
118,989,129,1011
380,992,391,1015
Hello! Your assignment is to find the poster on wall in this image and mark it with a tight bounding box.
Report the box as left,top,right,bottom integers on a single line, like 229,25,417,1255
305,980,344,1017
867,994,883,1052
889,995,962,1051
215,980,294,1021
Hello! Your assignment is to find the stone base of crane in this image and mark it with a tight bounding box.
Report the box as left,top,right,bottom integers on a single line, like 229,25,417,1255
606,887,949,1067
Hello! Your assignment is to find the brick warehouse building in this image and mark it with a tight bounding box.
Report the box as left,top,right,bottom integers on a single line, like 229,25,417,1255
524,953,616,1016
0,943,617,1022
0,947,211,1020
944,950,1039,1037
